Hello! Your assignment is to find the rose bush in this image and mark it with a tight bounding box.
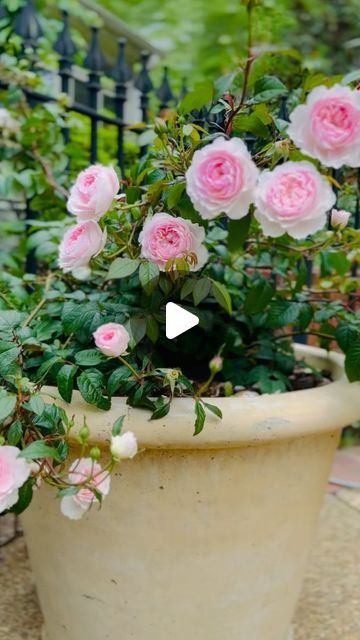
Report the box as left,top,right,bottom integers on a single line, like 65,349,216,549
0,3,359,520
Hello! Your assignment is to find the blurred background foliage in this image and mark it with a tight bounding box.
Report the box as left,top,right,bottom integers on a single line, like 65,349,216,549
95,0,360,82
3,0,360,85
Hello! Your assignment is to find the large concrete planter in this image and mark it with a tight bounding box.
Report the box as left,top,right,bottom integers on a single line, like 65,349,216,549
22,345,360,640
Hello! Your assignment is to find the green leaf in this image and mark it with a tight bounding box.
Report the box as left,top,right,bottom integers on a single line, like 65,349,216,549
193,399,206,436
233,113,269,138
335,323,359,353
28,394,45,416
75,349,104,366
151,400,171,420
180,278,196,300
297,303,313,331
178,192,206,226
36,356,62,381
159,274,173,296
204,402,223,419
146,316,159,343
342,69,360,85
61,302,101,337
126,317,147,346
0,395,17,424
126,185,141,203
267,301,301,328
244,280,274,315
7,420,23,446
228,214,252,252
251,75,287,103
345,337,360,382
294,258,308,292
57,364,78,403
0,310,25,330
167,182,186,208
106,258,140,280
329,251,350,277
179,80,213,115
0,346,20,371
9,478,33,515
107,366,132,396
193,278,211,306
77,369,111,410
19,441,62,462
112,415,125,436
139,262,160,294
211,280,232,314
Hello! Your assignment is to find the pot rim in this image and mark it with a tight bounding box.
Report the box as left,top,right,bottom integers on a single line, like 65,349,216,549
42,345,360,449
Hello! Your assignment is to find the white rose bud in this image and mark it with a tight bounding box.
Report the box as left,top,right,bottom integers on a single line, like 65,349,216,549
331,208,351,229
111,432,138,460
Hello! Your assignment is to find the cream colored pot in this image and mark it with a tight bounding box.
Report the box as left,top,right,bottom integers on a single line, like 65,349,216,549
22,345,360,640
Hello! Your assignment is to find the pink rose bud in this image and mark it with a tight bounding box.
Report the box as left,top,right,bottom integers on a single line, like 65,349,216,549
0,446,31,514
331,208,351,229
287,84,360,169
93,322,130,357
139,212,208,271
185,137,259,220
254,161,336,239
58,220,106,273
60,458,111,520
67,164,120,221
111,432,138,460
209,356,223,373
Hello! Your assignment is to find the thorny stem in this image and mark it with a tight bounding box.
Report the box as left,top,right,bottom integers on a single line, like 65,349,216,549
29,145,69,199
23,273,53,327
225,2,255,135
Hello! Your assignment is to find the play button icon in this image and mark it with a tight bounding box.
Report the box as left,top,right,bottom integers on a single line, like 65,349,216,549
166,302,199,339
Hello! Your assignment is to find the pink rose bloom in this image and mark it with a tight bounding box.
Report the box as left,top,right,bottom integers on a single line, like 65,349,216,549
93,322,130,357
287,85,360,169
254,161,336,239
60,458,111,520
0,446,31,514
331,208,351,229
58,220,106,273
185,137,259,220
111,432,138,460
67,165,119,221
139,212,208,271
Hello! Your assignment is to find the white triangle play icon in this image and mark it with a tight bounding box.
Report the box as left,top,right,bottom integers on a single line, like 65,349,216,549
166,302,199,339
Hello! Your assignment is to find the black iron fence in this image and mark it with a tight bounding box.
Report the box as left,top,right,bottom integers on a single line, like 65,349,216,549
0,1,179,173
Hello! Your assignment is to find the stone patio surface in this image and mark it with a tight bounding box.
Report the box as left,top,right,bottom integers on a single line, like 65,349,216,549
1,448,360,640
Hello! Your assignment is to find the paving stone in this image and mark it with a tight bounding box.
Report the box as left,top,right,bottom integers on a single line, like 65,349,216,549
294,495,360,640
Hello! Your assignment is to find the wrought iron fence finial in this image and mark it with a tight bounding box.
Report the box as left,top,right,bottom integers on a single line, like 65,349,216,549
85,26,106,73
54,10,77,60
111,38,132,84
13,0,43,48
157,66,174,109
135,50,153,94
